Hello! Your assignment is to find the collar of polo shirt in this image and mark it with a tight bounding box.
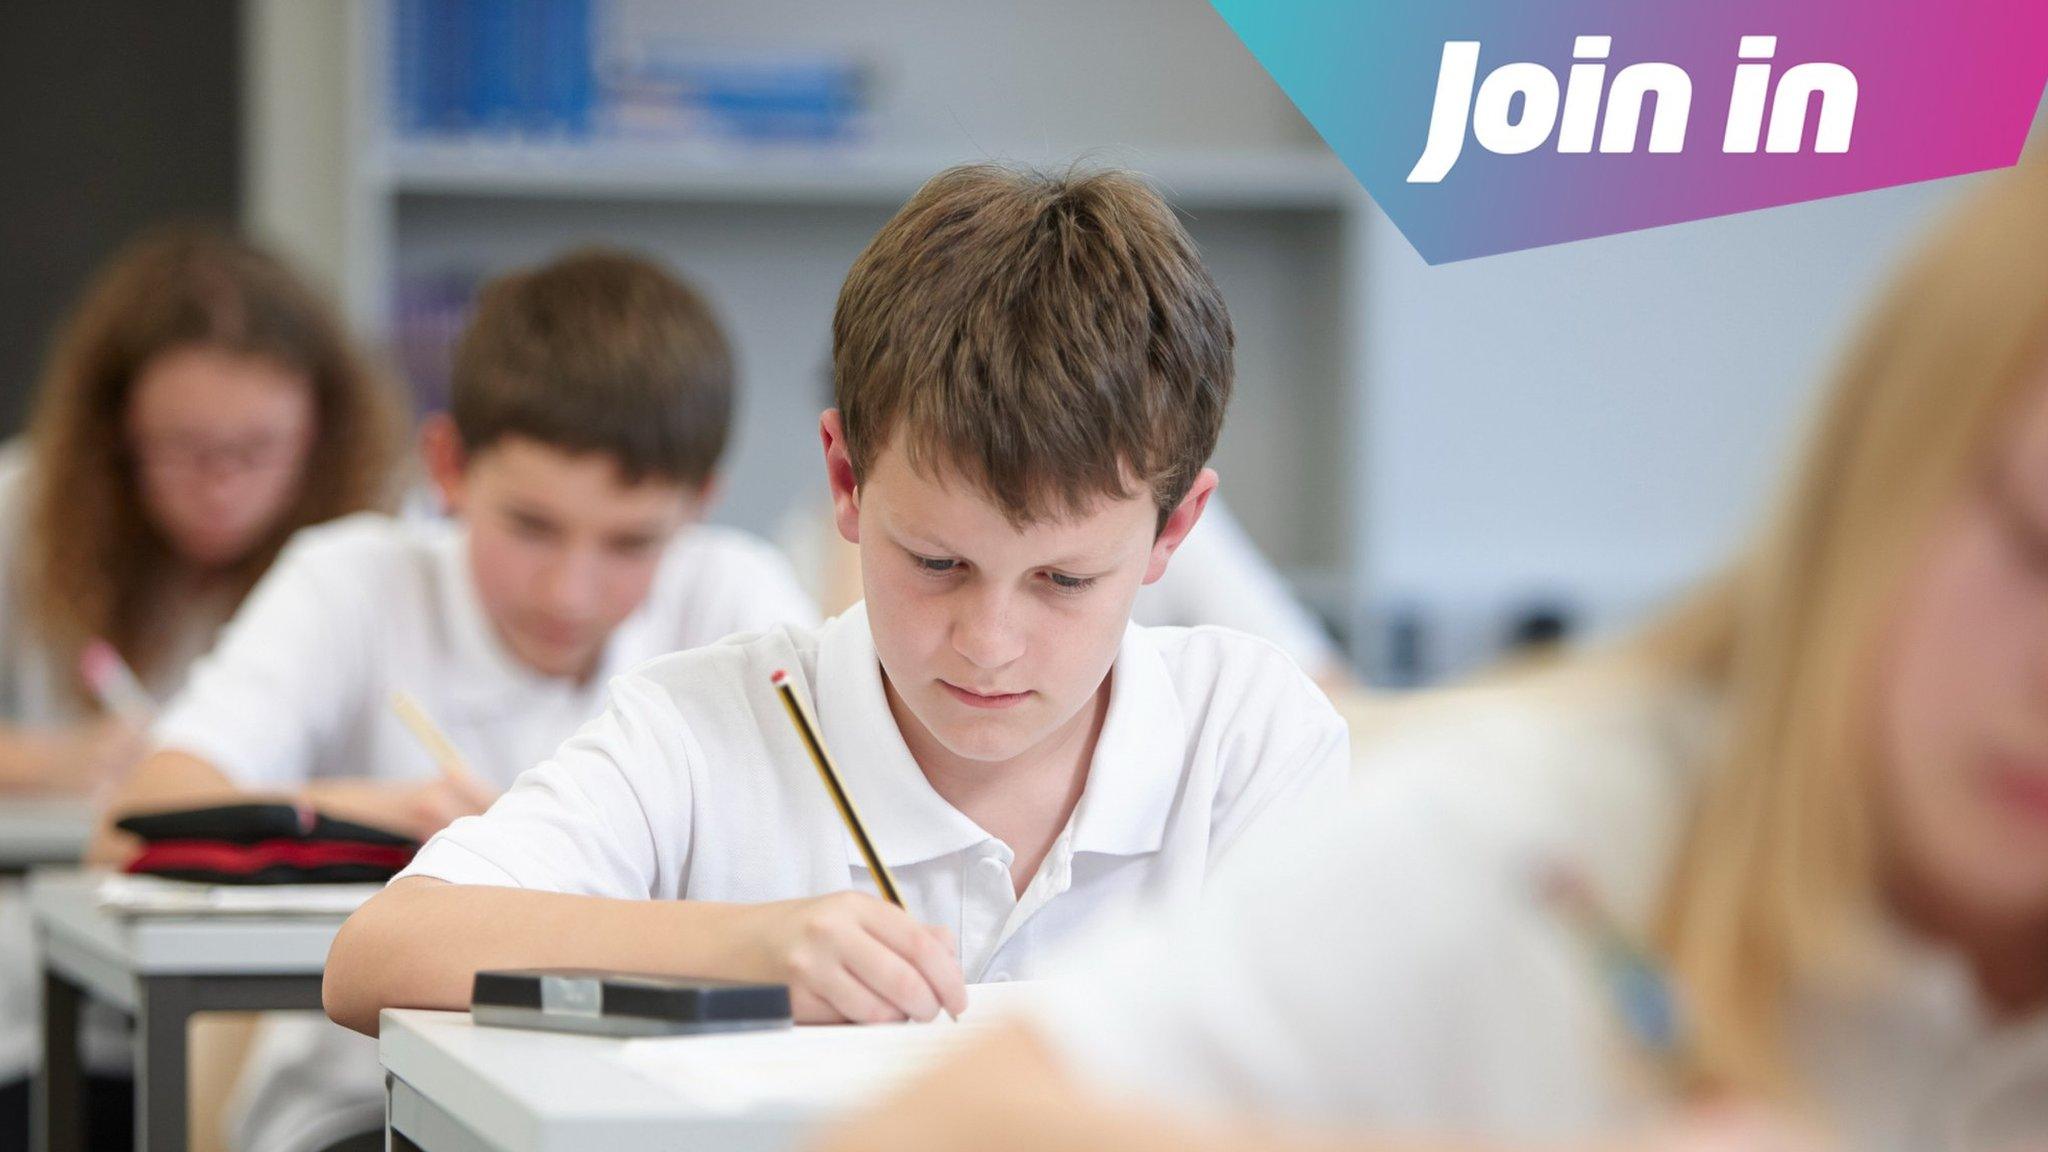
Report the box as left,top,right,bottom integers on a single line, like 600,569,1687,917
814,602,1186,871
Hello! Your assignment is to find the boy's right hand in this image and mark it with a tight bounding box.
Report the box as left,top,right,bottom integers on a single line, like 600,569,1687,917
741,891,967,1024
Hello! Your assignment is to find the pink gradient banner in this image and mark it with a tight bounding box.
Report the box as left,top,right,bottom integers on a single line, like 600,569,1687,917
1213,0,2048,262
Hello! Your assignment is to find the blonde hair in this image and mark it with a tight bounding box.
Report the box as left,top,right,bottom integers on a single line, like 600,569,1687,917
21,227,406,697
1625,163,2048,1092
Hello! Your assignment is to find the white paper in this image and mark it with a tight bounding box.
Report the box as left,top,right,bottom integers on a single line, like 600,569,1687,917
95,874,382,917
616,980,1042,1114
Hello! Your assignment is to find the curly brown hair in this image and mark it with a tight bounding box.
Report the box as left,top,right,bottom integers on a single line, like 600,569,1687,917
18,227,407,693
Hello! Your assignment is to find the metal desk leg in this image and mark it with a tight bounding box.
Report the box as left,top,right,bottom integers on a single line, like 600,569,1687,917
136,975,195,1152
389,1073,416,1152
33,969,83,1152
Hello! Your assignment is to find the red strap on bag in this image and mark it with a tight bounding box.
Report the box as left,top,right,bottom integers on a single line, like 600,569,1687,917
125,838,417,878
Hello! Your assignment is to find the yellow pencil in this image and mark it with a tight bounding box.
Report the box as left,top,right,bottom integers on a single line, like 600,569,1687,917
389,691,485,792
770,669,904,907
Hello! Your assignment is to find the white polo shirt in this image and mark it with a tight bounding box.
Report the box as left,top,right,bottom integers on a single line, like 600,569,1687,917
1028,674,2048,1151
154,512,819,792
0,443,237,1083
400,602,1351,983
160,511,818,1152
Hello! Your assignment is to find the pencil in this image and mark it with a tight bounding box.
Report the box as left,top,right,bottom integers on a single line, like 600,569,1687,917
771,669,904,907
1536,861,1705,1093
79,638,155,728
78,638,154,803
389,691,485,791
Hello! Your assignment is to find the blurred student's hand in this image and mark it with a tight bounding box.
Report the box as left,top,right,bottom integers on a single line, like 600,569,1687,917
818,1018,1841,1152
813,1023,1083,1152
28,716,150,795
388,774,497,841
78,716,150,791
741,890,966,1023
1633,1104,1836,1152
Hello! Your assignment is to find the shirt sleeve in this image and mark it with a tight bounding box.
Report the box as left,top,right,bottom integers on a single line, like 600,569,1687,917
397,671,695,899
1136,500,1340,676
1202,643,1353,870
1028,745,1627,1138
150,535,373,789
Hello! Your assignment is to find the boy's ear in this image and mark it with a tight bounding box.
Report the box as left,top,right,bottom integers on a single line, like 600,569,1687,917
418,414,469,514
684,474,721,521
1143,468,1218,584
820,409,861,544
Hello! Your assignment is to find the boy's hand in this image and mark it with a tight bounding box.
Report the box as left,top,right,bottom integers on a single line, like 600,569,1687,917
19,717,149,795
70,717,150,793
389,774,497,841
741,891,967,1024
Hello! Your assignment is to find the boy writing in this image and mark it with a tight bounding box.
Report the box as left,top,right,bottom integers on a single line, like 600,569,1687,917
104,247,817,1152
326,165,1350,1035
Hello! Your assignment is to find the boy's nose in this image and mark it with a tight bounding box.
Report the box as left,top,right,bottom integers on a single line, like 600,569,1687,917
537,550,603,617
951,589,1025,670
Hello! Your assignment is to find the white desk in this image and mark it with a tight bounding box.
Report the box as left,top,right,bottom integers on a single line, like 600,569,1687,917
382,1010,779,1152
383,986,1032,1152
28,869,356,1152
0,798,94,874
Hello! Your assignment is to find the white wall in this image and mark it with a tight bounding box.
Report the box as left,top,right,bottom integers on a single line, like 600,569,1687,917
1357,175,1983,673
1359,92,2048,677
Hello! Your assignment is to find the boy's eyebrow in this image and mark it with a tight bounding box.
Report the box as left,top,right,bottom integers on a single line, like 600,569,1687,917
891,519,1129,572
884,522,958,557
1039,543,1133,572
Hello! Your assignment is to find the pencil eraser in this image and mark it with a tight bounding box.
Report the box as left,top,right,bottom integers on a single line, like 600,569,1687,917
79,640,120,686
771,669,788,686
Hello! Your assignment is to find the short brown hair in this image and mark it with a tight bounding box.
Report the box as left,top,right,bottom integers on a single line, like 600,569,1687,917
833,164,1233,526
452,248,733,486
23,226,405,688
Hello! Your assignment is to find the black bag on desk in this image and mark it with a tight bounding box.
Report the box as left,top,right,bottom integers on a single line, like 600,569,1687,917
115,803,419,884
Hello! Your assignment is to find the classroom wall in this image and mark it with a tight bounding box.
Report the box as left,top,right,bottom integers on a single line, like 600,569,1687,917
1355,100,2048,677
0,4,242,435
1357,176,1991,674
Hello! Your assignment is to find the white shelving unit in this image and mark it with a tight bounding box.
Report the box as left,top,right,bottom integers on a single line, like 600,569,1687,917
374,140,1360,209
253,0,1377,663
